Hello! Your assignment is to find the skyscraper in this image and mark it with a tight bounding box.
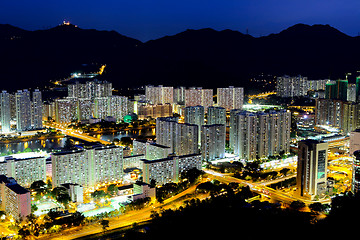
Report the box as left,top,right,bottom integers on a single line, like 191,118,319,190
93,97,109,119
276,75,307,97
55,97,78,124
32,89,43,129
232,109,291,160
156,117,178,154
184,106,204,143
0,91,11,133
15,89,32,131
217,86,244,111
109,95,128,122
156,117,198,156
77,98,93,121
207,106,226,125
184,88,213,110
145,85,173,105
352,150,360,193
201,124,226,161
296,139,328,199
325,79,348,101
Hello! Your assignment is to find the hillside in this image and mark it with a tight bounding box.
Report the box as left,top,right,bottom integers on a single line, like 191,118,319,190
0,23,359,91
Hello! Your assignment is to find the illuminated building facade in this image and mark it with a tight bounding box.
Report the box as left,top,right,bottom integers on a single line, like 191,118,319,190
155,117,199,156
184,105,204,143
207,106,226,125
352,150,360,193
0,91,11,133
217,86,244,111
184,87,213,110
55,97,78,124
32,89,43,129
0,154,46,188
15,89,32,131
296,140,328,199
276,75,307,97
0,175,31,220
201,124,225,161
141,154,202,186
145,85,173,105
52,145,123,188
232,109,291,160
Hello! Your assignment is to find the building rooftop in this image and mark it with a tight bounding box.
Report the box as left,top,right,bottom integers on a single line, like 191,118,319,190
6,183,29,195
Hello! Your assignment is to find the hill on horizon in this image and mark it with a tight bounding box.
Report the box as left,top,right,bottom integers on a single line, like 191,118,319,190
0,23,359,91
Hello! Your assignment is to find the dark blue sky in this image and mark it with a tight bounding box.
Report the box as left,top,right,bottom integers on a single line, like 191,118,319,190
1,0,360,41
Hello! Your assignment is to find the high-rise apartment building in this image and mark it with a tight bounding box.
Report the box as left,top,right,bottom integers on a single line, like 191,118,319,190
15,89,32,131
173,86,186,104
32,89,43,129
145,85,173,105
229,109,242,151
109,95,128,122
201,124,225,161
138,104,172,120
156,117,198,156
55,97,78,124
276,75,307,97
325,79,348,101
315,98,359,133
156,117,178,154
350,129,360,156
232,109,291,160
184,88,213,110
174,123,199,156
0,91,11,133
68,80,112,99
184,105,204,143
52,145,123,188
77,98,93,121
217,86,244,111
296,140,328,199
207,106,226,125
352,150,360,193
94,97,109,119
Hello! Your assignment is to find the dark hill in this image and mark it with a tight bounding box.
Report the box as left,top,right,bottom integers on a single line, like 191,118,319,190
0,23,359,91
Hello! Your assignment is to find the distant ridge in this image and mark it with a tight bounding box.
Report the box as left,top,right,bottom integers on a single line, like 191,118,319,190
0,23,359,91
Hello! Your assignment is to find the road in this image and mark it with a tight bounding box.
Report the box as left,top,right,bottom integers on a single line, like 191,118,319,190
204,170,331,205
44,123,112,146
45,184,199,240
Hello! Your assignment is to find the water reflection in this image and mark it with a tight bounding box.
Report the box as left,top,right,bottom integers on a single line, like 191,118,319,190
95,128,155,142
0,138,67,154
0,128,156,154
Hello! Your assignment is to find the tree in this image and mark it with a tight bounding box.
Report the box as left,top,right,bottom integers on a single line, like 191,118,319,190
100,219,109,232
290,200,305,211
57,193,71,206
120,136,133,147
280,168,291,176
30,180,46,192
107,184,117,195
180,168,204,184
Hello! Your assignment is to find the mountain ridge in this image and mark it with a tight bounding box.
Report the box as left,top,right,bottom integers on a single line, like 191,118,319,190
0,23,359,91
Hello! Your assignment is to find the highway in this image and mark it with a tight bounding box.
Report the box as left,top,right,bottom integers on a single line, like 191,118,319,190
204,170,331,205
46,184,199,240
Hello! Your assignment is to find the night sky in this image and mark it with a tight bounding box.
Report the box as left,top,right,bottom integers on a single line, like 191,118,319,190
1,0,360,41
